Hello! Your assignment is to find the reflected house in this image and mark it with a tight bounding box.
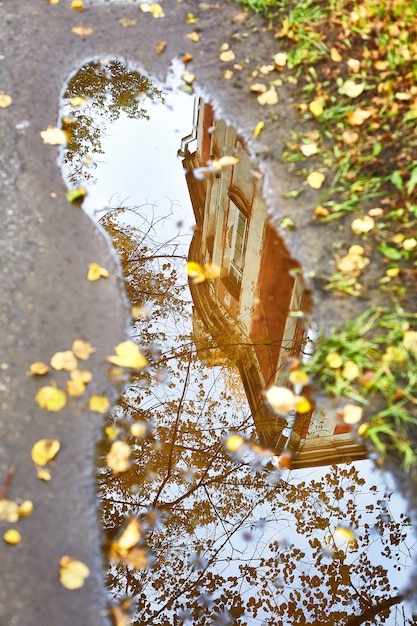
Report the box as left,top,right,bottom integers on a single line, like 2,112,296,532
180,99,367,469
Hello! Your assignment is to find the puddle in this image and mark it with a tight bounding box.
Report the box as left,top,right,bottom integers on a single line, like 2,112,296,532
61,59,417,625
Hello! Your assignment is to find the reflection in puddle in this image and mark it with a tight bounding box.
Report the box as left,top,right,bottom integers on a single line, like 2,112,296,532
61,60,416,625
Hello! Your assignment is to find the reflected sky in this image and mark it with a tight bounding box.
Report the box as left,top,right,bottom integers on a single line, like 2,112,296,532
60,59,417,625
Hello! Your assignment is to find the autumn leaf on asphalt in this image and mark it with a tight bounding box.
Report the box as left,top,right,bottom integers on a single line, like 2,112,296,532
89,395,110,413
120,18,138,27
18,501,34,517
253,121,265,140
106,340,148,370
0,94,12,108
0,500,19,522
306,171,325,189
66,379,86,397
72,339,95,360
106,440,131,473
72,24,93,36
50,350,78,372
70,369,92,384
3,529,22,545
59,556,90,590
40,126,67,145
28,361,50,376
87,262,110,281
35,386,67,411
155,41,167,54
250,83,267,94
186,31,200,42
140,3,164,17
220,50,235,63
257,87,278,106
71,0,84,10
31,439,60,466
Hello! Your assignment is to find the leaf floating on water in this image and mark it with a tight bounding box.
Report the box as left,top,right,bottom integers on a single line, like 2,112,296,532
89,395,110,414
50,350,78,372
59,556,90,590
264,386,310,415
31,439,60,466
106,340,148,370
70,96,87,107
35,386,67,411
333,526,356,549
87,263,110,281
40,126,67,145
106,440,131,473
3,529,21,545
72,339,95,360
253,121,265,139
66,187,87,203
115,517,142,553
187,261,221,284
105,425,120,440
66,379,86,397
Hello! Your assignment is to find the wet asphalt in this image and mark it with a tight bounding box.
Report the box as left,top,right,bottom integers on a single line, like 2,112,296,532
0,1,416,623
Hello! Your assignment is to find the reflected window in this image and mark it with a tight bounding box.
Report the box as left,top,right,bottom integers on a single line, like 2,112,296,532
228,200,248,292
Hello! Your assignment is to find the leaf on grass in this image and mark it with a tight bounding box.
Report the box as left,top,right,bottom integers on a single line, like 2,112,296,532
89,395,110,413
72,339,95,360
0,94,12,108
253,121,265,139
106,340,148,370
28,361,50,376
35,386,66,411
351,215,374,234
140,3,164,17
257,87,278,106
59,556,90,590
3,529,21,545
342,360,360,381
31,439,60,466
309,99,323,116
273,52,287,67
50,350,78,372
300,142,318,157
330,47,342,62
72,24,93,36
106,440,131,473
306,171,325,189
325,352,343,368
87,263,110,281
403,330,417,354
40,127,67,145
342,130,359,145
339,80,365,98
346,108,373,126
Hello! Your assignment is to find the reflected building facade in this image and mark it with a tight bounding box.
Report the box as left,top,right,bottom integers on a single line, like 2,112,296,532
180,98,367,469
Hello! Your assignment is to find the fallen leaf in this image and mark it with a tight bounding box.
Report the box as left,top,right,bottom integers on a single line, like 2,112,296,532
339,80,365,98
66,187,87,203
223,69,233,80
72,24,93,36
309,99,324,116
66,379,86,397
59,556,90,590
106,340,148,370
342,130,359,145
130,423,147,438
105,425,120,440
306,171,325,189
330,47,342,62
40,126,67,145
314,205,329,217
273,52,287,67
37,468,52,481
119,18,138,27
182,72,196,85
186,31,200,42
89,395,110,413
106,440,131,473
28,361,50,376
18,500,34,517
342,360,360,381
71,0,84,10
50,350,78,372
250,83,267,94
35,386,67,411
182,53,193,63
87,263,110,281
351,215,374,234
0,500,19,522
70,369,93,384
300,142,318,157
257,87,278,106
220,50,235,63
187,261,221,283
325,352,343,368
347,58,361,72
70,96,87,106
403,330,417,353
72,339,95,360
113,517,142,553
347,108,373,126
155,41,167,54
263,386,308,415
259,64,275,75
0,94,12,108
186,12,197,23
31,439,60,466
3,529,21,545
253,121,265,139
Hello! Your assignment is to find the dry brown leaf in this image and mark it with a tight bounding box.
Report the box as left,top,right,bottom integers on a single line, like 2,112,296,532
183,53,193,63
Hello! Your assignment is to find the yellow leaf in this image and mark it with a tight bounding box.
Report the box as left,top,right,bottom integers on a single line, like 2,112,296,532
273,52,287,67
224,434,245,452
72,24,93,36
105,426,120,440
347,58,361,72
264,386,299,415
223,69,233,80
3,529,22,545
70,369,93,384
382,346,405,363
0,500,19,522
220,50,235,62
50,350,78,372
306,171,325,189
66,379,86,397
71,0,84,10
346,108,373,126
187,261,221,283
89,395,110,413
253,121,265,139
70,96,87,106
120,17,138,27
325,352,343,368
59,556,90,590
31,439,60,466
403,330,417,354
288,370,309,386
342,360,360,381
309,99,324,116
18,501,34,517
186,31,200,42
35,386,67,411
330,47,342,62
351,215,374,234
130,423,147,438
72,339,95,360
114,517,142,553
342,130,359,145
28,361,50,376
37,468,52,481
314,205,329,218
87,263,109,281
106,440,131,473
250,83,267,94
0,94,12,108
257,87,278,106
106,340,148,370
300,142,318,157
182,72,196,85
40,126,67,145
339,80,365,98
295,396,311,413
333,527,356,549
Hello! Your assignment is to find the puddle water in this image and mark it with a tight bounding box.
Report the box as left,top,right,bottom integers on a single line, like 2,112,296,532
61,59,416,625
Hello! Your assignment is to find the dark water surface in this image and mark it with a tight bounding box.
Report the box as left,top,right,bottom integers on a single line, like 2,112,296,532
60,58,417,625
